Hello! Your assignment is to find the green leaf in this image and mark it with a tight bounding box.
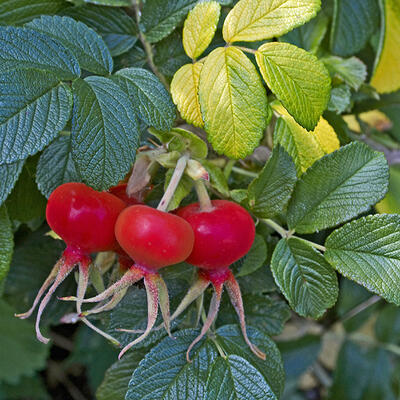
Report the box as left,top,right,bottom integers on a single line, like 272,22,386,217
222,0,321,43
0,300,49,384
113,68,176,131
140,0,197,43
0,206,13,286
0,374,50,400
218,294,290,336
248,146,297,218
329,341,395,400
149,127,208,159
375,304,400,344
328,85,351,114
287,142,389,233
256,42,331,130
126,326,284,399
0,26,80,79
154,31,190,79
205,356,277,400
96,348,147,400
114,45,147,71
325,214,400,306
36,135,82,198
26,15,113,75
199,46,268,159
202,160,230,197
280,11,328,53
271,237,338,318
182,1,220,59
170,128,208,159
322,56,367,90
0,0,69,25
125,329,219,399
330,0,379,57
6,158,47,223
236,235,268,277
336,279,379,332
171,62,204,127
278,335,321,380
71,77,139,190
216,325,284,398
0,69,72,164
4,227,74,325
63,4,138,57
0,160,24,207
67,325,117,390
236,265,277,295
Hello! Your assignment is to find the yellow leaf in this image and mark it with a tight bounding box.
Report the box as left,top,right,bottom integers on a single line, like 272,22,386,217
344,110,392,133
371,0,400,93
199,47,268,159
311,117,340,154
273,103,339,174
170,62,204,127
183,1,221,59
223,0,320,43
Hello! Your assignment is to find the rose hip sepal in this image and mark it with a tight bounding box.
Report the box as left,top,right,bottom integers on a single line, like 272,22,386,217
174,200,266,361
15,183,126,346
61,205,195,359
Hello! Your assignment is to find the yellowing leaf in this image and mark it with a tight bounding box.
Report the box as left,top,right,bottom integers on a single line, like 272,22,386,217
183,1,221,59
171,62,204,127
256,42,331,131
371,0,400,93
273,103,339,174
344,110,392,133
199,47,268,159
223,0,320,43
312,117,340,154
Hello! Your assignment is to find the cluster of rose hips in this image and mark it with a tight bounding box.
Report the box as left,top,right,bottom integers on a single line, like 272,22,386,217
16,181,265,361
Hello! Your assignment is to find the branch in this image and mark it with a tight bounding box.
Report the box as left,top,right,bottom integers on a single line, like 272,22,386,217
133,1,169,89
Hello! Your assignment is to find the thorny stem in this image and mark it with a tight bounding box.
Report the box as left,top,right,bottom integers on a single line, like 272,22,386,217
157,153,190,212
195,180,213,211
133,1,169,90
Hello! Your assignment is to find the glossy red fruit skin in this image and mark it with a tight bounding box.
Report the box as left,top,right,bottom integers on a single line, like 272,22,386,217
46,183,126,254
176,200,255,271
115,205,195,271
108,184,141,206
